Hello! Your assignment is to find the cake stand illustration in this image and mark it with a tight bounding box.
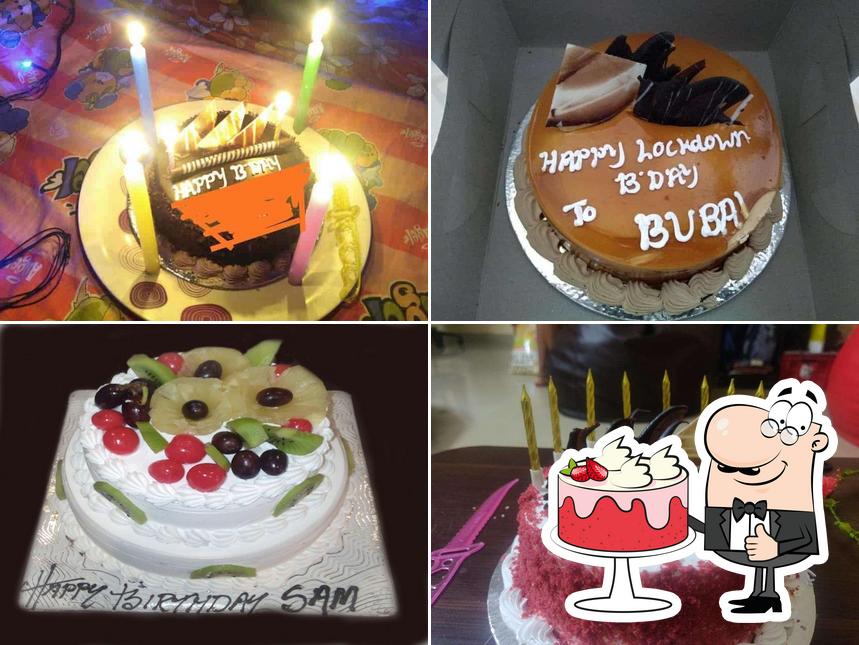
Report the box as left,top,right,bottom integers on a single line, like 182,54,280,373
542,523,696,622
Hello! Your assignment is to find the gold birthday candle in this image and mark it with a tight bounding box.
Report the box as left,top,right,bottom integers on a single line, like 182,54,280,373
622,371,631,418
662,370,670,411
727,378,736,396
521,386,540,472
700,375,710,412
548,377,561,454
755,381,766,398
586,369,596,427
324,155,361,301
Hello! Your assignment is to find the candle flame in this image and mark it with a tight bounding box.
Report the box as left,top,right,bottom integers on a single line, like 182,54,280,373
274,91,293,116
158,122,179,148
311,8,332,41
318,152,351,184
127,20,145,46
121,130,148,163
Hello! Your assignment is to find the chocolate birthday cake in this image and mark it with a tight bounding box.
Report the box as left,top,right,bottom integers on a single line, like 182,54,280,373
145,101,315,289
514,33,784,315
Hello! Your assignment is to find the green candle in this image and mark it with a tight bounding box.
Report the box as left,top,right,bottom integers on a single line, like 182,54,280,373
294,9,332,133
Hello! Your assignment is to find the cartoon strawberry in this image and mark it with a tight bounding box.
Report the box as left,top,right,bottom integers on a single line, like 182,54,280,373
570,465,589,482
586,458,608,481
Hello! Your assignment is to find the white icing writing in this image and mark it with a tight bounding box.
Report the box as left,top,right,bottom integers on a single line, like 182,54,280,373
614,163,699,195
539,142,624,174
173,156,282,201
562,199,597,227
635,131,751,163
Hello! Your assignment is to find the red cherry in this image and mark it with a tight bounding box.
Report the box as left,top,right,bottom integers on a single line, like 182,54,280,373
187,463,227,492
103,427,139,455
157,352,184,374
165,434,206,464
284,417,312,433
586,458,608,482
148,459,185,483
274,363,294,378
570,465,590,482
91,410,124,431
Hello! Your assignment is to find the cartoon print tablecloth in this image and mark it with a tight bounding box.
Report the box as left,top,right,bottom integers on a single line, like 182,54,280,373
0,0,427,320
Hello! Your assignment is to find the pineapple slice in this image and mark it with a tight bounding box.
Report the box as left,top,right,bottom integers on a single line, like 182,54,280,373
180,347,250,379
149,377,231,435
224,366,328,426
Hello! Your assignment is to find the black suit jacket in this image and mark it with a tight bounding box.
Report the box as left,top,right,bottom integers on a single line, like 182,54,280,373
688,507,818,556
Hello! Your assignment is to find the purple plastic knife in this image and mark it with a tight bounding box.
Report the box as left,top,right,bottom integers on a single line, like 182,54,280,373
431,478,519,605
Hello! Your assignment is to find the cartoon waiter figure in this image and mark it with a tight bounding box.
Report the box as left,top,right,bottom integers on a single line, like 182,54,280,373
689,378,837,622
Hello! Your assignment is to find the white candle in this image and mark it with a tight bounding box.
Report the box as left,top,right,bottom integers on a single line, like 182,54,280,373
121,131,159,274
127,21,157,150
157,121,179,170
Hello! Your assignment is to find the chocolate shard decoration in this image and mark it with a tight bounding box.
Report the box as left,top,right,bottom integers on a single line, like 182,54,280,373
607,408,650,431
567,423,599,450
638,405,688,444
227,104,276,148
176,101,220,154
197,102,247,150
607,32,752,127
548,44,647,128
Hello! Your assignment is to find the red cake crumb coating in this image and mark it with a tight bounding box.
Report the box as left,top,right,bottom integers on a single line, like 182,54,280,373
559,495,688,552
512,486,761,644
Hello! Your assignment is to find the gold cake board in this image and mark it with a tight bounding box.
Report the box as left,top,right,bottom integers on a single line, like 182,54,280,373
78,99,371,321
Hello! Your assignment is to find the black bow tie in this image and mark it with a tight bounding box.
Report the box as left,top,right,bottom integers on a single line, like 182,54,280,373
732,498,767,521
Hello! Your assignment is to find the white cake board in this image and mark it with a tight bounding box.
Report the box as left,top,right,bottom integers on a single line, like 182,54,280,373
19,391,396,616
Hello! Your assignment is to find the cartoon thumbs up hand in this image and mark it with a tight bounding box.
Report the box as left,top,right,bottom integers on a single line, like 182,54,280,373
745,524,779,561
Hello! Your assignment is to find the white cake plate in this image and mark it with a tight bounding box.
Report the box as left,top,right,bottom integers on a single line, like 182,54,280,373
544,524,696,622
78,99,372,321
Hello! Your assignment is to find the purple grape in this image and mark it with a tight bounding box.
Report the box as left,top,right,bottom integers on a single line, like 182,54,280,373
231,450,261,479
260,449,287,476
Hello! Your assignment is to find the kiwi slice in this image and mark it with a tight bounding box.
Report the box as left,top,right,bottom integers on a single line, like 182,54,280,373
205,443,230,470
264,426,323,455
93,481,147,524
127,354,176,387
227,417,268,449
244,339,282,367
273,474,324,517
138,421,168,453
189,564,256,579
55,460,66,500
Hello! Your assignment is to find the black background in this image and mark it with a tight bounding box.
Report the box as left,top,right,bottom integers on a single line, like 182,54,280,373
0,324,427,644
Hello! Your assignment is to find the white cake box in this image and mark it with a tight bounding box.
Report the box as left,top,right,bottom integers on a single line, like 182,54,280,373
432,0,859,320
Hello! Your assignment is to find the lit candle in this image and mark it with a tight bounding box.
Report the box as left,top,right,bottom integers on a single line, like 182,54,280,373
548,377,561,459
273,91,292,141
700,375,709,412
585,369,595,427
294,9,332,133
727,378,736,396
622,371,631,418
521,386,542,488
288,152,349,285
157,121,179,170
127,21,157,150
662,370,670,411
121,131,159,274
755,381,765,398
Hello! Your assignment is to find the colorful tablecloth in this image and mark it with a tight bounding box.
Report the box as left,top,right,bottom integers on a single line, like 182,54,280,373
0,0,427,320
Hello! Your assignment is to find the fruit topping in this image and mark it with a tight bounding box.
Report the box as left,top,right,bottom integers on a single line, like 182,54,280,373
224,365,327,426
189,564,256,579
264,426,323,455
244,339,282,367
182,399,209,420
212,431,243,455
272,474,324,516
194,360,222,379
231,450,261,479
149,377,229,435
92,409,124,431
55,460,66,500
165,434,206,464
187,463,227,492
95,383,128,410
93,481,147,524
122,401,150,428
137,421,168,453
570,465,590,482
256,387,293,407
586,458,609,481
205,443,230,470
274,363,293,377
127,354,177,387
156,352,184,374
284,417,312,433
260,449,287,476
226,417,268,449
126,378,156,405
181,347,249,379
103,426,139,455
148,459,185,483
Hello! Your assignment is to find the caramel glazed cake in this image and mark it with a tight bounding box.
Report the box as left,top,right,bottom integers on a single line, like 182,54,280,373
513,33,784,315
145,101,315,289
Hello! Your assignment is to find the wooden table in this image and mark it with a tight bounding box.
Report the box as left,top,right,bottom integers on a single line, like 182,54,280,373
432,447,859,644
